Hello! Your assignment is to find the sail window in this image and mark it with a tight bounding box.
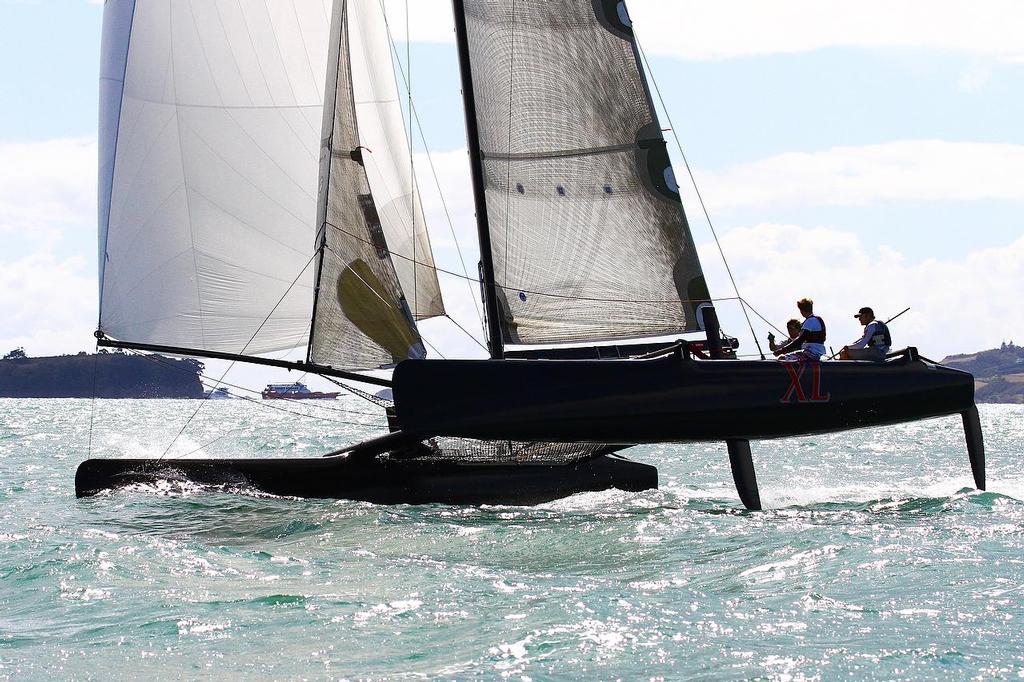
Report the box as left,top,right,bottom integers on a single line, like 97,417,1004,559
617,2,632,28
664,167,680,193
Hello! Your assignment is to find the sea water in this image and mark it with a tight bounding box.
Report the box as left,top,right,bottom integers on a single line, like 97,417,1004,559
0,398,1021,680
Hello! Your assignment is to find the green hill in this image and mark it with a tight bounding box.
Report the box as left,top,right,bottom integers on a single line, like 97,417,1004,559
0,349,203,398
941,342,1024,404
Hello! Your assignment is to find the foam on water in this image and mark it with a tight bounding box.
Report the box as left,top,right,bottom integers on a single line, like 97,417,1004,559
0,399,1022,679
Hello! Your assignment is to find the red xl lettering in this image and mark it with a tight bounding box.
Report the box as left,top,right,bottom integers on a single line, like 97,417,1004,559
781,362,831,403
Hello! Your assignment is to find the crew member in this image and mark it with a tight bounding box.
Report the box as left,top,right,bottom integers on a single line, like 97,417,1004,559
773,298,827,362
840,307,891,361
768,319,802,353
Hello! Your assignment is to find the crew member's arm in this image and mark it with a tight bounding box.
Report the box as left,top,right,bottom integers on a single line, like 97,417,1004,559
774,329,811,356
848,322,875,350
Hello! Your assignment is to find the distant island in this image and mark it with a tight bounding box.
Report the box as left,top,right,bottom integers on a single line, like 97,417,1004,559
0,347,204,398
940,342,1024,404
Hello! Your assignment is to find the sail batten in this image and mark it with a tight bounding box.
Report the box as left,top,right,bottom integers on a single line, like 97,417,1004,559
459,0,711,346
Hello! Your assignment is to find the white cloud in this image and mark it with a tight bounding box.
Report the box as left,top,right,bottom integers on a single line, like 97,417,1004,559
410,143,1024,360
957,64,994,94
699,224,1024,359
384,0,1024,62
692,141,1024,210
0,137,96,241
0,138,98,356
5,132,1019,365
0,253,97,357
629,1,1024,62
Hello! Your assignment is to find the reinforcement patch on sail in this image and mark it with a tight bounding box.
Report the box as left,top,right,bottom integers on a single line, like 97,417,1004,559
308,1,425,370
462,0,710,345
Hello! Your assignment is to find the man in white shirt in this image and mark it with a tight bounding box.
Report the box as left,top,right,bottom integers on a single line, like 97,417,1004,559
840,307,891,361
773,298,827,362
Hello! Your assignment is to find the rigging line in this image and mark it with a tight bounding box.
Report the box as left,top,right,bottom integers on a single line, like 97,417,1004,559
446,314,489,354
128,351,383,425
375,0,483,326
323,244,400,311
126,358,377,448
197,377,384,418
325,220,744,305
321,375,392,408
502,0,517,297
155,252,319,463
88,343,99,458
269,321,312,384
174,428,243,460
422,336,448,360
634,37,766,360
232,393,383,426
129,350,384,418
739,298,787,336
406,0,418,320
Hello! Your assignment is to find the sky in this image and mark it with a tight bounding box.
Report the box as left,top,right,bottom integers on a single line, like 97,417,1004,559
1,0,1022,391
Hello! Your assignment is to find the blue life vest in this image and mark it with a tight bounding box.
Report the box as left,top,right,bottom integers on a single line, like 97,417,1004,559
869,321,891,349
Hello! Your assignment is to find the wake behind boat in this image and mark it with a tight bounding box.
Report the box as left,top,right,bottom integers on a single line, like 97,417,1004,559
77,0,983,509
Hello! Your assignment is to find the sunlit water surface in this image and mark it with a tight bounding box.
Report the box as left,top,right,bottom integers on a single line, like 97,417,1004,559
1,399,1022,680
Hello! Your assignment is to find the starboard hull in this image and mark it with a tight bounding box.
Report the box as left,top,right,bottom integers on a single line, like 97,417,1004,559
74,453,657,505
393,352,976,443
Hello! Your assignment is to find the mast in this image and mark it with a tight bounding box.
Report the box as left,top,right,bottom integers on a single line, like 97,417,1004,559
451,0,504,359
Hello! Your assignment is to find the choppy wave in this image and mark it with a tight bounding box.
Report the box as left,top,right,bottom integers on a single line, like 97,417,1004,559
0,399,1021,679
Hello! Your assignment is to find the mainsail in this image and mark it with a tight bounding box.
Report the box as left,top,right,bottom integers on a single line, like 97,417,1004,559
458,0,711,346
97,0,441,370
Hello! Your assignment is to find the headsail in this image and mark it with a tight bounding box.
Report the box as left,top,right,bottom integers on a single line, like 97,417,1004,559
308,0,425,369
98,0,331,355
458,0,710,346
98,0,436,370
348,0,444,321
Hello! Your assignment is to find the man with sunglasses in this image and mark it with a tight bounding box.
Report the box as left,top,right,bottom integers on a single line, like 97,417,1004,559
840,307,891,361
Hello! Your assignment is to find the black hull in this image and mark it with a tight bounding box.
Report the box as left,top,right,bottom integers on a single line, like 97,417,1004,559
75,351,984,511
75,453,657,505
393,352,976,443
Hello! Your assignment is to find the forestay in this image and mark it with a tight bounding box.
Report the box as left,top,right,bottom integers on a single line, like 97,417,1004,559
460,0,710,345
97,0,437,370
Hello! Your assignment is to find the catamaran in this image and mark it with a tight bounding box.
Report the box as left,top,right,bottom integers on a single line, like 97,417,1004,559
77,0,984,509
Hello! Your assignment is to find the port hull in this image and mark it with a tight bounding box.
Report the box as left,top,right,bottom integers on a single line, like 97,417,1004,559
75,453,657,504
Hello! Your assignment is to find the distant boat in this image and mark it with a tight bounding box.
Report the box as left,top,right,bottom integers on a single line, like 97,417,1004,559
262,383,340,401
203,387,234,400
